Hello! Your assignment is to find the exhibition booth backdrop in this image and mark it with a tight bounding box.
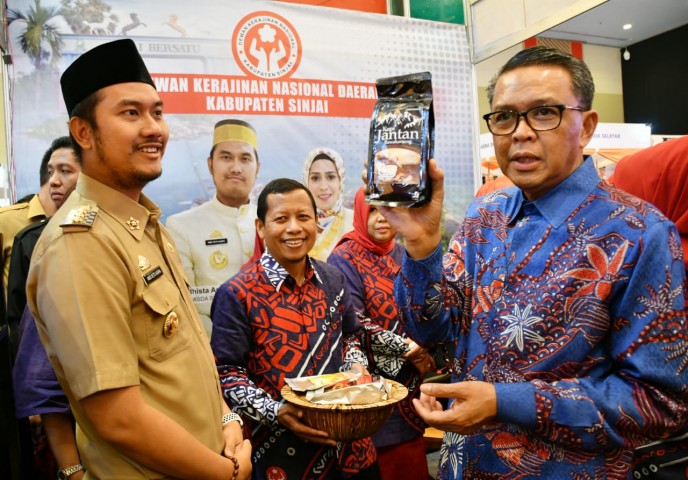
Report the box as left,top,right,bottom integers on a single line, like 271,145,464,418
6,0,476,228
480,122,653,181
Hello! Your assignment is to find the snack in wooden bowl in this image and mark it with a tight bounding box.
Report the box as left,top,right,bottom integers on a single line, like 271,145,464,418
281,379,408,441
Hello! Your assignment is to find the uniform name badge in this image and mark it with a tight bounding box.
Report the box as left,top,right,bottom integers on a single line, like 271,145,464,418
205,238,228,246
143,266,163,285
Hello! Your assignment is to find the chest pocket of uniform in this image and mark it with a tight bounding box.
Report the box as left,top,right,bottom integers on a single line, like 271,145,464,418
142,278,192,361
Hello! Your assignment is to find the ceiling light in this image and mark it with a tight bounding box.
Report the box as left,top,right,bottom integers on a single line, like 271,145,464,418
622,47,631,61
623,24,633,30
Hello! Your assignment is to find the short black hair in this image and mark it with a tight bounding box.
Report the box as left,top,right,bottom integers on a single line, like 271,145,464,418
39,136,79,186
487,46,595,110
257,178,317,224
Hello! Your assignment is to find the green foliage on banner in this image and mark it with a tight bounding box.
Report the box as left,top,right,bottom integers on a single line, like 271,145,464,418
7,0,122,71
8,0,63,69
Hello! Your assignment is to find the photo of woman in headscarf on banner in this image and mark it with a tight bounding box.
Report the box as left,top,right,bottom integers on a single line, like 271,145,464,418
303,147,354,260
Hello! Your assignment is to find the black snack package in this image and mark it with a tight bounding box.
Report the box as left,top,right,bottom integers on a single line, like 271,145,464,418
366,71,434,207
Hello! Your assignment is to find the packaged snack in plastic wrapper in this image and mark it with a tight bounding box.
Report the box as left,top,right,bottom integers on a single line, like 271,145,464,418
284,370,361,393
304,373,374,401
366,71,434,207
308,378,392,405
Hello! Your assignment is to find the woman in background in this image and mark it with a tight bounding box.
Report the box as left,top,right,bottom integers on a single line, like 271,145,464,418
328,186,434,480
303,147,354,260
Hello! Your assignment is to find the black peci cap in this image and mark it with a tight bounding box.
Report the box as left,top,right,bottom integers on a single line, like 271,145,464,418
60,39,156,115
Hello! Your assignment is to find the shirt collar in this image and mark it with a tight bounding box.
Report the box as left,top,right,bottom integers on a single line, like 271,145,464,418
210,195,252,217
514,156,600,228
75,173,160,240
259,251,322,292
27,195,48,221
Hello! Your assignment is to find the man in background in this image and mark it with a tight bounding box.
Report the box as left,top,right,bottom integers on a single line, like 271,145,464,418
1,136,79,480
0,142,60,295
166,119,260,334
6,136,81,480
7,136,81,356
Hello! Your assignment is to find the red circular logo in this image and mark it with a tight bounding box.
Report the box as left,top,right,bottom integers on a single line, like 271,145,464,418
232,11,302,79
265,465,287,480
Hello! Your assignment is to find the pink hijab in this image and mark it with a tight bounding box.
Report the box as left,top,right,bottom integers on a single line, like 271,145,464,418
336,187,395,256
611,136,688,271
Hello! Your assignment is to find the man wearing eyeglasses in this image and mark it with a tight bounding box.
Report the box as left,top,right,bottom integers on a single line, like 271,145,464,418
380,46,687,478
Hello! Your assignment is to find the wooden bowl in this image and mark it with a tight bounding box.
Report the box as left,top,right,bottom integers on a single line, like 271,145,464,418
280,380,408,441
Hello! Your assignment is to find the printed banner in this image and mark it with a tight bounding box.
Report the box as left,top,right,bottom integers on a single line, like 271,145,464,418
7,0,476,228
154,74,376,116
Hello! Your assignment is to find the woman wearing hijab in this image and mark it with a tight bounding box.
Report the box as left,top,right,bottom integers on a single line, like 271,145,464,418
328,187,434,480
303,147,354,260
611,135,688,479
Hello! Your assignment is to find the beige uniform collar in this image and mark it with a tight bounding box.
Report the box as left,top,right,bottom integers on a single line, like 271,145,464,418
27,194,48,221
74,173,161,240
210,195,252,217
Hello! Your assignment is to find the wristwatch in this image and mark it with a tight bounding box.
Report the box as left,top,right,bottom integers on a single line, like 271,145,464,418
222,412,244,427
57,464,83,479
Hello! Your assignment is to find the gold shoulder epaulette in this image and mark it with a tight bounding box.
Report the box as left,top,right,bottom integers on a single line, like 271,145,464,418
60,205,99,228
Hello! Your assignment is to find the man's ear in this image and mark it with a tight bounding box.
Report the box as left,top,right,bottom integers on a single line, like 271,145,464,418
579,110,599,149
207,156,213,175
69,117,94,152
255,218,265,240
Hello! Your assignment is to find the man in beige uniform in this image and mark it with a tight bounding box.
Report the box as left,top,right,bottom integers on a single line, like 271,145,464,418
166,120,260,334
0,150,57,293
26,39,251,480
0,196,48,290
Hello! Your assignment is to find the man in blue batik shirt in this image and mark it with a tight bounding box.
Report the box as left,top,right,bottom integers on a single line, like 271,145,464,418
380,46,688,479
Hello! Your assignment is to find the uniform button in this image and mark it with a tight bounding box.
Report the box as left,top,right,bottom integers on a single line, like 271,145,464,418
243,249,250,256
239,227,246,233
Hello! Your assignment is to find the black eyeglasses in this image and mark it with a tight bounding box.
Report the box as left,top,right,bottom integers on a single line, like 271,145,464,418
482,104,586,136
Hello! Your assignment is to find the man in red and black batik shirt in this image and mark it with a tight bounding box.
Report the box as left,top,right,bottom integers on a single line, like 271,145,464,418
211,178,380,480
